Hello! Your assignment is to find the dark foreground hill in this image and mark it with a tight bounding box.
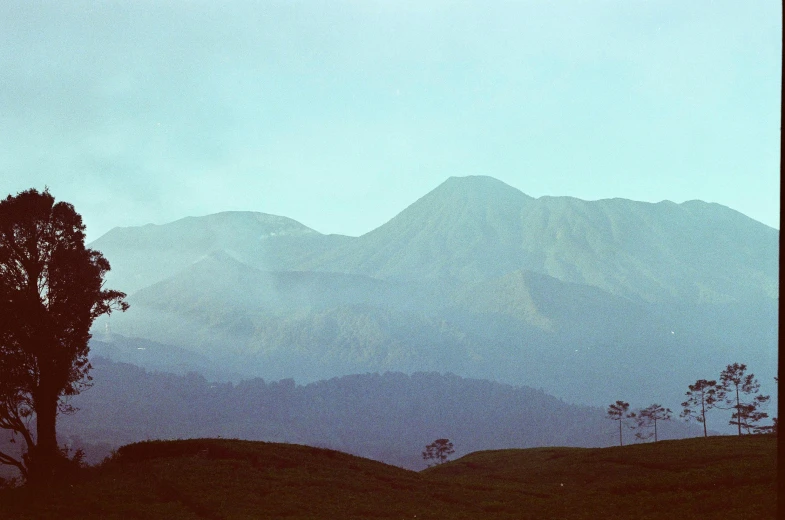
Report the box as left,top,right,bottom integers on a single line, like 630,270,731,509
0,436,775,519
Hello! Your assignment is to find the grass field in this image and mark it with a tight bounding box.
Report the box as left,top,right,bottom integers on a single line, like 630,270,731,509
0,435,775,519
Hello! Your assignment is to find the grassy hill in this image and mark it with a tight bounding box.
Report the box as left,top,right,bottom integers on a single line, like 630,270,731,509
0,435,775,519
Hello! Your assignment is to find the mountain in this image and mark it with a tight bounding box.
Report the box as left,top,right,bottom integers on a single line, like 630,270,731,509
88,176,779,412
129,249,426,313
91,211,334,294
297,176,777,303
93,176,778,304
295,176,538,285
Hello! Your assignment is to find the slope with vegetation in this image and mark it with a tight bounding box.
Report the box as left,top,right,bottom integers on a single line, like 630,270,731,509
0,435,775,519
88,175,779,409
50,358,709,471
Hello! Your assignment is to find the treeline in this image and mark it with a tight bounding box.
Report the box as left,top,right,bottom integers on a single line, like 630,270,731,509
53,357,706,470
607,363,775,446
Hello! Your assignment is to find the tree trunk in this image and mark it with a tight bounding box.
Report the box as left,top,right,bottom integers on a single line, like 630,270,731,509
735,386,741,436
619,419,623,446
31,388,60,485
701,398,707,437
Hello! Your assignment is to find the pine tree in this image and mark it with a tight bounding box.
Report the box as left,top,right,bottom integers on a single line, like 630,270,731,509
680,379,718,437
422,439,455,466
635,404,672,442
606,401,632,446
717,363,770,435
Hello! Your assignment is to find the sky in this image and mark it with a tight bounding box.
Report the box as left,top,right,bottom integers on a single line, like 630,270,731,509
1,0,781,242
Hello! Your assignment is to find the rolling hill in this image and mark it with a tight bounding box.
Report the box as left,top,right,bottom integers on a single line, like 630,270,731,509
0,436,776,519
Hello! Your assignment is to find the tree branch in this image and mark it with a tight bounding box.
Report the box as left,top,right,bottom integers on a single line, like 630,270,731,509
0,448,27,478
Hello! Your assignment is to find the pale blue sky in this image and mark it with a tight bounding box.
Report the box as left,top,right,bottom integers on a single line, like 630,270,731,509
1,0,781,241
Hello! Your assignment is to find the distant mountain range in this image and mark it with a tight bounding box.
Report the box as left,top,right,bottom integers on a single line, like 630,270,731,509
89,176,779,411
51,357,707,471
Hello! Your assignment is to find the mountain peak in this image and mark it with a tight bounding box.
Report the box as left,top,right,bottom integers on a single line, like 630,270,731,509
366,175,532,238
435,175,533,201
379,175,532,226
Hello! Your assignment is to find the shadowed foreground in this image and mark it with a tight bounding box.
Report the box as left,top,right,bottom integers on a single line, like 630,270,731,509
0,435,775,519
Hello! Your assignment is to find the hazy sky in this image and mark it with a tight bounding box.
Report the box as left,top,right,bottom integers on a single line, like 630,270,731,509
1,0,781,242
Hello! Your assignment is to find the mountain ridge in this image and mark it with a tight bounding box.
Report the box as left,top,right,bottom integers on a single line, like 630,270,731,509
90,176,778,304
286,176,777,303
87,175,778,411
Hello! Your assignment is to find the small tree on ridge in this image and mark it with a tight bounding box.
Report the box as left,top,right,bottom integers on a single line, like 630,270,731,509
635,404,672,442
606,401,632,446
422,438,455,466
717,363,769,436
680,379,718,437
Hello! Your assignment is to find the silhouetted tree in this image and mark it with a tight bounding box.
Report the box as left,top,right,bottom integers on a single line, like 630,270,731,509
422,438,454,466
680,379,719,437
0,188,127,484
754,376,779,434
634,404,672,442
751,418,776,435
717,363,770,435
606,401,632,446
630,414,652,443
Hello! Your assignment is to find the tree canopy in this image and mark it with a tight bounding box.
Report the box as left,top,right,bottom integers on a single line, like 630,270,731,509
0,188,127,484
635,404,672,442
422,438,455,466
680,379,718,438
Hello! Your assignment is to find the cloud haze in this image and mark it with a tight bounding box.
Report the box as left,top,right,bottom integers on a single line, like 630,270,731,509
1,0,780,241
